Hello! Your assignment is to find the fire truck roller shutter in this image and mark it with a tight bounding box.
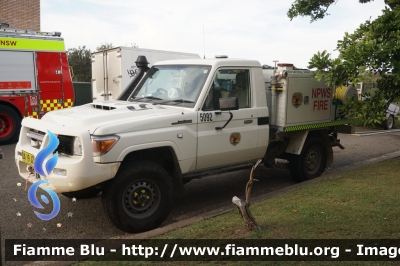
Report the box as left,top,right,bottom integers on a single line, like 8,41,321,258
0,104,22,145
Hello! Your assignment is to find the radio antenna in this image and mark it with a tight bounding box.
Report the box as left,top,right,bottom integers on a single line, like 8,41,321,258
203,25,205,59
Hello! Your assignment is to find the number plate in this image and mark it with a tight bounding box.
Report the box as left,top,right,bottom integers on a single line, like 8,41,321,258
22,150,35,166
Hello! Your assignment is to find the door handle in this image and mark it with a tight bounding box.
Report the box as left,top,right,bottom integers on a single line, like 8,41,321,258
244,120,253,124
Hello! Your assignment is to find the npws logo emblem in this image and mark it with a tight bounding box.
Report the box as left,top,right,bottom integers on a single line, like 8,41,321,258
292,92,303,108
28,130,61,221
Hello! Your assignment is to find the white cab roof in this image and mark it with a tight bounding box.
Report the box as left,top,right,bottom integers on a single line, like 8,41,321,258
154,58,262,68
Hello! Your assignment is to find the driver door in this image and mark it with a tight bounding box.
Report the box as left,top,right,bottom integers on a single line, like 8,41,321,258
196,68,259,170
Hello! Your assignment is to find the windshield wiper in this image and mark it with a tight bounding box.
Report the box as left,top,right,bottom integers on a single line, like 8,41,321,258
153,99,195,105
144,96,163,100
170,99,194,103
130,96,162,102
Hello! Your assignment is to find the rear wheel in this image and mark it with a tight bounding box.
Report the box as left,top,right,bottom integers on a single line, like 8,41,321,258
0,105,21,145
383,115,395,130
289,138,327,182
101,160,174,233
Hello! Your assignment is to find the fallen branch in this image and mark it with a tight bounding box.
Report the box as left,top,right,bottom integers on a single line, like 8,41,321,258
232,159,262,230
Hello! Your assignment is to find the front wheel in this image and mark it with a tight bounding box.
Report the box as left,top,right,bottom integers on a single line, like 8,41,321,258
289,138,327,182
101,160,174,233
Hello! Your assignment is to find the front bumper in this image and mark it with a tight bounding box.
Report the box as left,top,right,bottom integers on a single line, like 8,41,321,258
15,118,120,193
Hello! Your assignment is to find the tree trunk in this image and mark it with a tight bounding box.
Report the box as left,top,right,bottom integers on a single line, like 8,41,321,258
232,159,262,230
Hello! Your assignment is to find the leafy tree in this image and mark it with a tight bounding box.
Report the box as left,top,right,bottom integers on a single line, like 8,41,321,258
96,43,114,52
288,0,400,127
66,43,115,82
67,46,91,82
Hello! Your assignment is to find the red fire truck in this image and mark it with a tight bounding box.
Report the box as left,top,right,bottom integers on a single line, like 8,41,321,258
0,28,74,145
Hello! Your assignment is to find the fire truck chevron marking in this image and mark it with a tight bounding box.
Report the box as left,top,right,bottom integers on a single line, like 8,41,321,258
0,39,17,46
40,99,73,111
284,119,360,132
0,28,75,145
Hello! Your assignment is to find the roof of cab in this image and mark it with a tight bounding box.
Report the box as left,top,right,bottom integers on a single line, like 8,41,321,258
154,58,262,68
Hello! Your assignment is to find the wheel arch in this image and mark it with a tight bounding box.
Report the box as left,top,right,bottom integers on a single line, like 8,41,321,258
119,146,184,195
0,101,23,120
286,129,333,169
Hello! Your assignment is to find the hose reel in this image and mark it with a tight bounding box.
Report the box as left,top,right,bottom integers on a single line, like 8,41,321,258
333,85,359,120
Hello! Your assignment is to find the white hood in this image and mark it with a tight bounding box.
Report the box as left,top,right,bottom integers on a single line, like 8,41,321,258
42,101,186,134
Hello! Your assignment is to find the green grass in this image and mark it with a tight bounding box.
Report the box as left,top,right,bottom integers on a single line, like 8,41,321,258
158,158,400,240
74,158,400,265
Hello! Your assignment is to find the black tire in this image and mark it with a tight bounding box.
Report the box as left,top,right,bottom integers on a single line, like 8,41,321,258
383,115,395,130
101,160,174,233
0,105,21,145
62,185,102,199
289,138,327,182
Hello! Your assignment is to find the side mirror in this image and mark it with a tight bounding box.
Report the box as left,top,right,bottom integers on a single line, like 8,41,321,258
219,97,239,111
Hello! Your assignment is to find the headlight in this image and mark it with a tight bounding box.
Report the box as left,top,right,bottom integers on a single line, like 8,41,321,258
73,137,83,156
91,135,119,156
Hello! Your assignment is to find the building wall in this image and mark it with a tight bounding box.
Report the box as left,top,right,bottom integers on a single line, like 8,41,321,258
0,0,40,31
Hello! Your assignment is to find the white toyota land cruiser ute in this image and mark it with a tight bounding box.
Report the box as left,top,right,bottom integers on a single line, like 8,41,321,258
16,56,346,233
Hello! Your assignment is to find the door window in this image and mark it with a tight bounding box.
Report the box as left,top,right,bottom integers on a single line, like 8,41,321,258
203,69,250,110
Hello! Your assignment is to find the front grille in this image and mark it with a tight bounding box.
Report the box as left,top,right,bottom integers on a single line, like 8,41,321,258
27,129,45,141
27,128,75,155
56,135,75,156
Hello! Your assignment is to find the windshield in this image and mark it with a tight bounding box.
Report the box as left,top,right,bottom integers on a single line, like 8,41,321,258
129,65,211,107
